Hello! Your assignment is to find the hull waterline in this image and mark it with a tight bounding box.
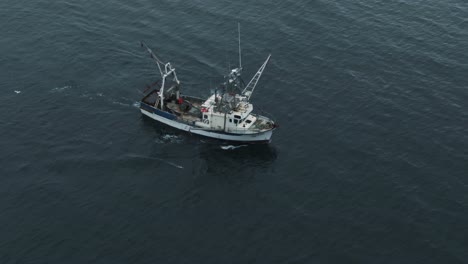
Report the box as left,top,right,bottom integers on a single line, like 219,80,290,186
140,108,274,143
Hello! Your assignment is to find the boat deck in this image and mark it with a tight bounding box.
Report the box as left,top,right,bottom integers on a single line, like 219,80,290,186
166,101,202,124
251,114,275,130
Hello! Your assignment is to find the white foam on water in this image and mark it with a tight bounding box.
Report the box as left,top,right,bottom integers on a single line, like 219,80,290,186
14,90,21,94
162,134,179,140
80,92,105,101
51,85,72,93
110,101,140,108
220,145,248,150
111,101,129,107
154,134,183,144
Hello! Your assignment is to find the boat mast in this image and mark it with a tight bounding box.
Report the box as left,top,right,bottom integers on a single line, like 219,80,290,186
218,24,244,101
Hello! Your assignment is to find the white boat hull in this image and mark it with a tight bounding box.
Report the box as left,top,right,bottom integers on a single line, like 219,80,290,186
140,109,273,143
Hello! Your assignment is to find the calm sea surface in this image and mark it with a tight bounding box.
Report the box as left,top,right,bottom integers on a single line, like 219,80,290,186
1,0,468,263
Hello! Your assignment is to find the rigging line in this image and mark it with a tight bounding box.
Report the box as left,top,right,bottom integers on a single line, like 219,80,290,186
140,41,164,76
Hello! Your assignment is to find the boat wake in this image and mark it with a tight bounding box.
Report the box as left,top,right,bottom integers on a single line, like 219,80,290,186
125,153,184,169
79,92,138,109
48,86,136,108
111,100,137,107
162,134,180,140
155,134,183,144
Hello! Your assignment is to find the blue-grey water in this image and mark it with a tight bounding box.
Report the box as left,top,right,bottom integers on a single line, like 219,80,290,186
1,0,468,263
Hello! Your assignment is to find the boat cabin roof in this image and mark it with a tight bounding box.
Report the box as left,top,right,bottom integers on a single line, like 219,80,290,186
201,94,220,109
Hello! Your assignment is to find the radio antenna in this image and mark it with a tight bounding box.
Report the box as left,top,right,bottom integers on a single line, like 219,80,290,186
238,22,242,69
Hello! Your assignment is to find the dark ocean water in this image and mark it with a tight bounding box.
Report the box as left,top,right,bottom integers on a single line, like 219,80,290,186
1,0,468,263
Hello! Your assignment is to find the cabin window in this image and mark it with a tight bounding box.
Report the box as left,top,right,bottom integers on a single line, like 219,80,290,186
234,119,238,124
246,120,252,124
203,115,208,119
234,115,241,119
229,119,232,123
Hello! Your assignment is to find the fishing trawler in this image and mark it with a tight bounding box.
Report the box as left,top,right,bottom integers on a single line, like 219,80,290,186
139,26,277,143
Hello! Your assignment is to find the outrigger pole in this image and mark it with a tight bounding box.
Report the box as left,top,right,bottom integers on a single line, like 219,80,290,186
140,41,180,110
140,41,165,77
242,54,271,100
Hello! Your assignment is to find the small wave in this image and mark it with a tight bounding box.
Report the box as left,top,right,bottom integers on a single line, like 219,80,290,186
51,85,72,93
220,145,248,150
80,93,93,100
14,90,21,94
